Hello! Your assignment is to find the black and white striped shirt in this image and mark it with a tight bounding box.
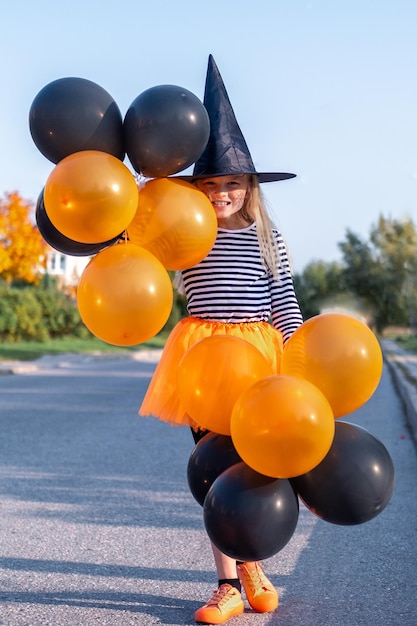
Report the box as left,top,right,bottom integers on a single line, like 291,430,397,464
181,224,303,342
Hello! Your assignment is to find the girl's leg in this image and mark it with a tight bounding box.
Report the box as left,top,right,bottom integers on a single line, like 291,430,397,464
211,543,238,580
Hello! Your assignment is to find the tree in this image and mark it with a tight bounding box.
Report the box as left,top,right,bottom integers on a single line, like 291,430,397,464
294,260,345,320
0,191,46,284
339,216,417,333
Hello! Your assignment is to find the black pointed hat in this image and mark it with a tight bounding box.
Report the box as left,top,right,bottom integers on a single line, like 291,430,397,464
187,55,295,183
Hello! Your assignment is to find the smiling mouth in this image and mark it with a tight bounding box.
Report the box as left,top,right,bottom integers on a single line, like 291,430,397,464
212,201,230,207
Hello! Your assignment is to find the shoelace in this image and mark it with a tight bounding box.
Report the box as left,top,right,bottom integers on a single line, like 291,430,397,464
206,586,236,607
242,566,271,593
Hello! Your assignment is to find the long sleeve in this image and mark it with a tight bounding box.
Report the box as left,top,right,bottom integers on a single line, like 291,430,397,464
269,229,303,342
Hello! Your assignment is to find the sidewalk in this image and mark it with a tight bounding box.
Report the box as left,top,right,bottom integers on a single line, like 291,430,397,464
380,338,417,444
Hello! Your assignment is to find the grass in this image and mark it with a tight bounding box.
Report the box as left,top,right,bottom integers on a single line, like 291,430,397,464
392,335,417,354
382,328,417,354
0,333,169,361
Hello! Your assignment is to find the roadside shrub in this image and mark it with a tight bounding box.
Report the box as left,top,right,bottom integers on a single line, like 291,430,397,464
0,280,89,342
0,286,47,342
35,287,89,338
0,271,187,344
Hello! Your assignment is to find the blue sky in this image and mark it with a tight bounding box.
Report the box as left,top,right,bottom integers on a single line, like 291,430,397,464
2,0,417,272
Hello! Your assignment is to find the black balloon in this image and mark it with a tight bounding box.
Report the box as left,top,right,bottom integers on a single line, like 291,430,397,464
123,84,210,178
204,462,299,562
29,77,125,163
36,190,122,257
187,433,242,506
291,421,395,526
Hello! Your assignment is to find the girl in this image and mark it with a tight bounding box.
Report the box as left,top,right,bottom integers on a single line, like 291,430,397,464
139,55,303,625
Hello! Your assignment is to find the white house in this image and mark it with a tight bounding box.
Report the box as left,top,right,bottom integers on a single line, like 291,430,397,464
44,246,91,287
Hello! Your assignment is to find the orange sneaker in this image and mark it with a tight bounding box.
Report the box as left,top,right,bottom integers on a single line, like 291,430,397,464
195,583,244,624
237,562,278,613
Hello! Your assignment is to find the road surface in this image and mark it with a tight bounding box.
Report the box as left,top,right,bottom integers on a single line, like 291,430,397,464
0,353,415,625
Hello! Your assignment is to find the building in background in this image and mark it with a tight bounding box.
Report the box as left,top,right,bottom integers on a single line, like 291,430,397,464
44,246,90,291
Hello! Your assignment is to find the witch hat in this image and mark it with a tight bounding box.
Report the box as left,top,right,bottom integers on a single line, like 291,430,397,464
186,55,295,183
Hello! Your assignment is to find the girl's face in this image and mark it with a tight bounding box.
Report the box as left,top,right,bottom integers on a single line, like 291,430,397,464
196,175,250,229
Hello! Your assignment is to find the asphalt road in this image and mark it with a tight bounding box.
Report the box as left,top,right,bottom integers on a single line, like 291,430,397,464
0,353,416,626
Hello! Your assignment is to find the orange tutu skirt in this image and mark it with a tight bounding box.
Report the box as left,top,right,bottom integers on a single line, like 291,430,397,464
139,316,284,428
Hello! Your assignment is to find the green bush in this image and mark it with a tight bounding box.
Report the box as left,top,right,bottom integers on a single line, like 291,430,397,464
34,288,89,338
0,280,88,343
0,286,47,342
0,272,187,344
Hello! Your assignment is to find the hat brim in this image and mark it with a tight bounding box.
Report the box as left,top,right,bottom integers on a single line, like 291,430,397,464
176,172,296,183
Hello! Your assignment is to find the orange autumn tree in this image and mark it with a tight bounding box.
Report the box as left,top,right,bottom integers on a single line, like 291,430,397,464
0,191,47,284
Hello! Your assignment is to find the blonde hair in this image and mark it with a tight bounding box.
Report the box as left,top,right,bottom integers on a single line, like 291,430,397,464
241,175,287,278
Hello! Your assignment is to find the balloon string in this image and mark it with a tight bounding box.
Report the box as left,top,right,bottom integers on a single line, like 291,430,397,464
134,172,148,190
116,230,128,245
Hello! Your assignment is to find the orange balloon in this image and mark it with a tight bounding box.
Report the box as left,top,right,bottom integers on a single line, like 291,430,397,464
177,335,274,435
281,313,383,418
127,178,217,270
77,242,173,346
231,375,335,478
44,150,139,243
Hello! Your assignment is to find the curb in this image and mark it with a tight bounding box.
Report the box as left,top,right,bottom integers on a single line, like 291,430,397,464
0,362,39,375
0,350,164,375
383,351,417,445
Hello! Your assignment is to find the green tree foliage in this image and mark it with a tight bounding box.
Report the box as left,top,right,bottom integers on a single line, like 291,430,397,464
293,261,345,320
294,215,417,334
339,216,417,333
